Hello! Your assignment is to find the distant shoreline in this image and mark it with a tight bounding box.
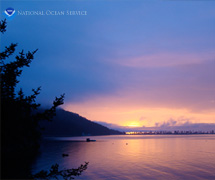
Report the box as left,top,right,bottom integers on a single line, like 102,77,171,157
125,131,215,135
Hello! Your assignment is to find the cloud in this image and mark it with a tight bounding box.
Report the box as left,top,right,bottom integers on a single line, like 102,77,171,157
155,117,190,127
155,119,178,127
118,59,215,112
95,121,126,131
155,122,215,132
109,51,215,68
60,59,215,113
95,119,215,132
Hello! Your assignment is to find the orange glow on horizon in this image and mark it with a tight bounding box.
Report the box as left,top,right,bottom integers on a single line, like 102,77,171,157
63,94,215,128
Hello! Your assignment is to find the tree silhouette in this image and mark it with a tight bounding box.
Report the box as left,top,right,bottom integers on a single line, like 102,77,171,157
0,19,87,179
32,162,89,180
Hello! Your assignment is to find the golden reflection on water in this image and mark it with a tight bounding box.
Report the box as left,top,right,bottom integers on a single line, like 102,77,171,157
33,135,215,180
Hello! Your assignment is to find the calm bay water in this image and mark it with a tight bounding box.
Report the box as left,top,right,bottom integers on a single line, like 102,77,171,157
32,135,215,180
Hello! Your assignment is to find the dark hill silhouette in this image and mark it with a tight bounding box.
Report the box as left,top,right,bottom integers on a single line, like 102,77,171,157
40,108,123,136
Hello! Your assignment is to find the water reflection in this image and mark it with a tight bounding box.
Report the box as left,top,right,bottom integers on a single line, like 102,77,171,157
32,135,215,180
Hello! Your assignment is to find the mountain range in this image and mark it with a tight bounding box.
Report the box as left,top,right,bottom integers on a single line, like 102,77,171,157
40,108,124,136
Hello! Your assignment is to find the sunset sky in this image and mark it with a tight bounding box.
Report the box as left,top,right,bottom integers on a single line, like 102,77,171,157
1,0,215,130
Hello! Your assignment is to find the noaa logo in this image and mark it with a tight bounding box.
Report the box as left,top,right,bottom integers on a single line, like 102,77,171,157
4,7,16,20
5,7,15,17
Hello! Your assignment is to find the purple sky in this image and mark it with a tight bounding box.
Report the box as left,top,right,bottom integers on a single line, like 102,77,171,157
1,0,215,131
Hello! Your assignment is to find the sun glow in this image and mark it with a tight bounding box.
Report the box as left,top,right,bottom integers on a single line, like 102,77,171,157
124,122,142,127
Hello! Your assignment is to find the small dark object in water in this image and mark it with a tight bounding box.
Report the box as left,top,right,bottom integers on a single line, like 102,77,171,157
86,138,96,142
62,153,69,157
